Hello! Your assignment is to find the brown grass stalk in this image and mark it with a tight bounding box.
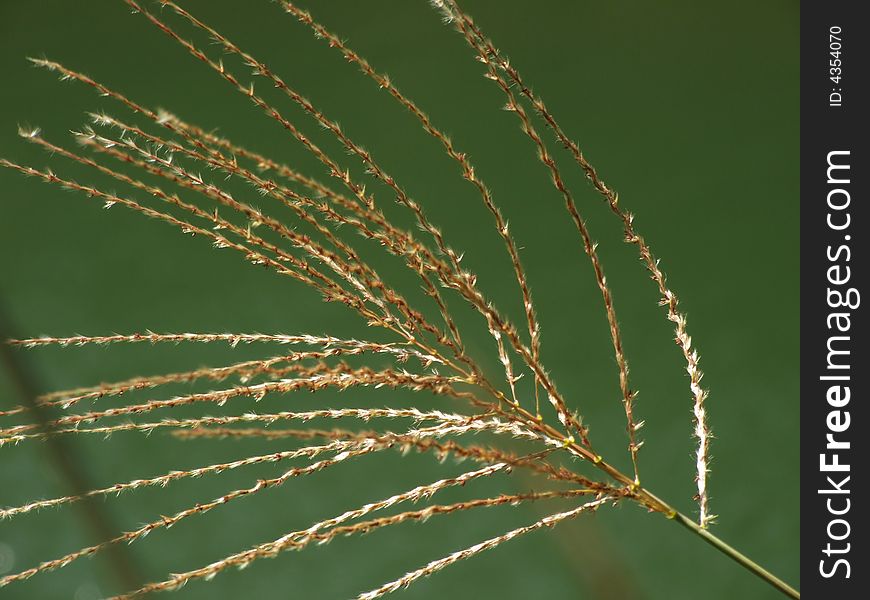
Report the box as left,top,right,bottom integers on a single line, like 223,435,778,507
2,418,560,520
0,367,471,439
0,359,339,418
0,457,510,588
127,0,583,436
357,495,613,599
115,488,597,599
279,0,545,414
439,0,711,522
431,0,640,484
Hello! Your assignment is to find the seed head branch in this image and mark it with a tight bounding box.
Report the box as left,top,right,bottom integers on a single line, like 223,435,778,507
134,1,573,428
434,0,639,480
280,0,545,414
1,358,340,419
81,117,454,346
356,495,613,599
0,367,472,439
118,488,594,598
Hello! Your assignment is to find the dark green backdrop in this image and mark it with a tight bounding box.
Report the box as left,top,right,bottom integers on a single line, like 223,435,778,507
0,1,798,599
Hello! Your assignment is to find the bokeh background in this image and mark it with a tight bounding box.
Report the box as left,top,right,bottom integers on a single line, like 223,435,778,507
0,1,798,599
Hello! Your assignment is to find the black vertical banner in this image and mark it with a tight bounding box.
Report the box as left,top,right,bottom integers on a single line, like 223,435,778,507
802,2,867,598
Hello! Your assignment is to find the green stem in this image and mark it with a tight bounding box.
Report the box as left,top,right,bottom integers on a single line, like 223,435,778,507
444,377,798,598
554,436,800,599
668,510,800,599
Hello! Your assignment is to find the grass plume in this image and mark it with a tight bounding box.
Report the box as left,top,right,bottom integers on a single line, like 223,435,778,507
0,1,796,598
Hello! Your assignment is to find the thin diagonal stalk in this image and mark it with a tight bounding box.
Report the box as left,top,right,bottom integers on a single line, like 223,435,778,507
131,1,581,434
280,0,544,412
27,132,397,330
114,488,594,599
433,0,639,481
77,123,443,343
1,437,365,518
173,429,608,491
145,108,465,347
1,358,337,418
0,368,471,438
155,110,350,212
106,108,469,354
3,150,481,401
674,511,800,598
442,0,715,522
157,0,467,270
0,456,510,589
26,56,566,441
7,332,413,348
0,156,380,325
2,419,541,519
447,11,708,477
356,495,612,599
0,442,384,587
27,58,476,383
0,408,490,446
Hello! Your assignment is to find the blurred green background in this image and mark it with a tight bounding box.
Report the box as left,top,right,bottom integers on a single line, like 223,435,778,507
0,1,798,599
